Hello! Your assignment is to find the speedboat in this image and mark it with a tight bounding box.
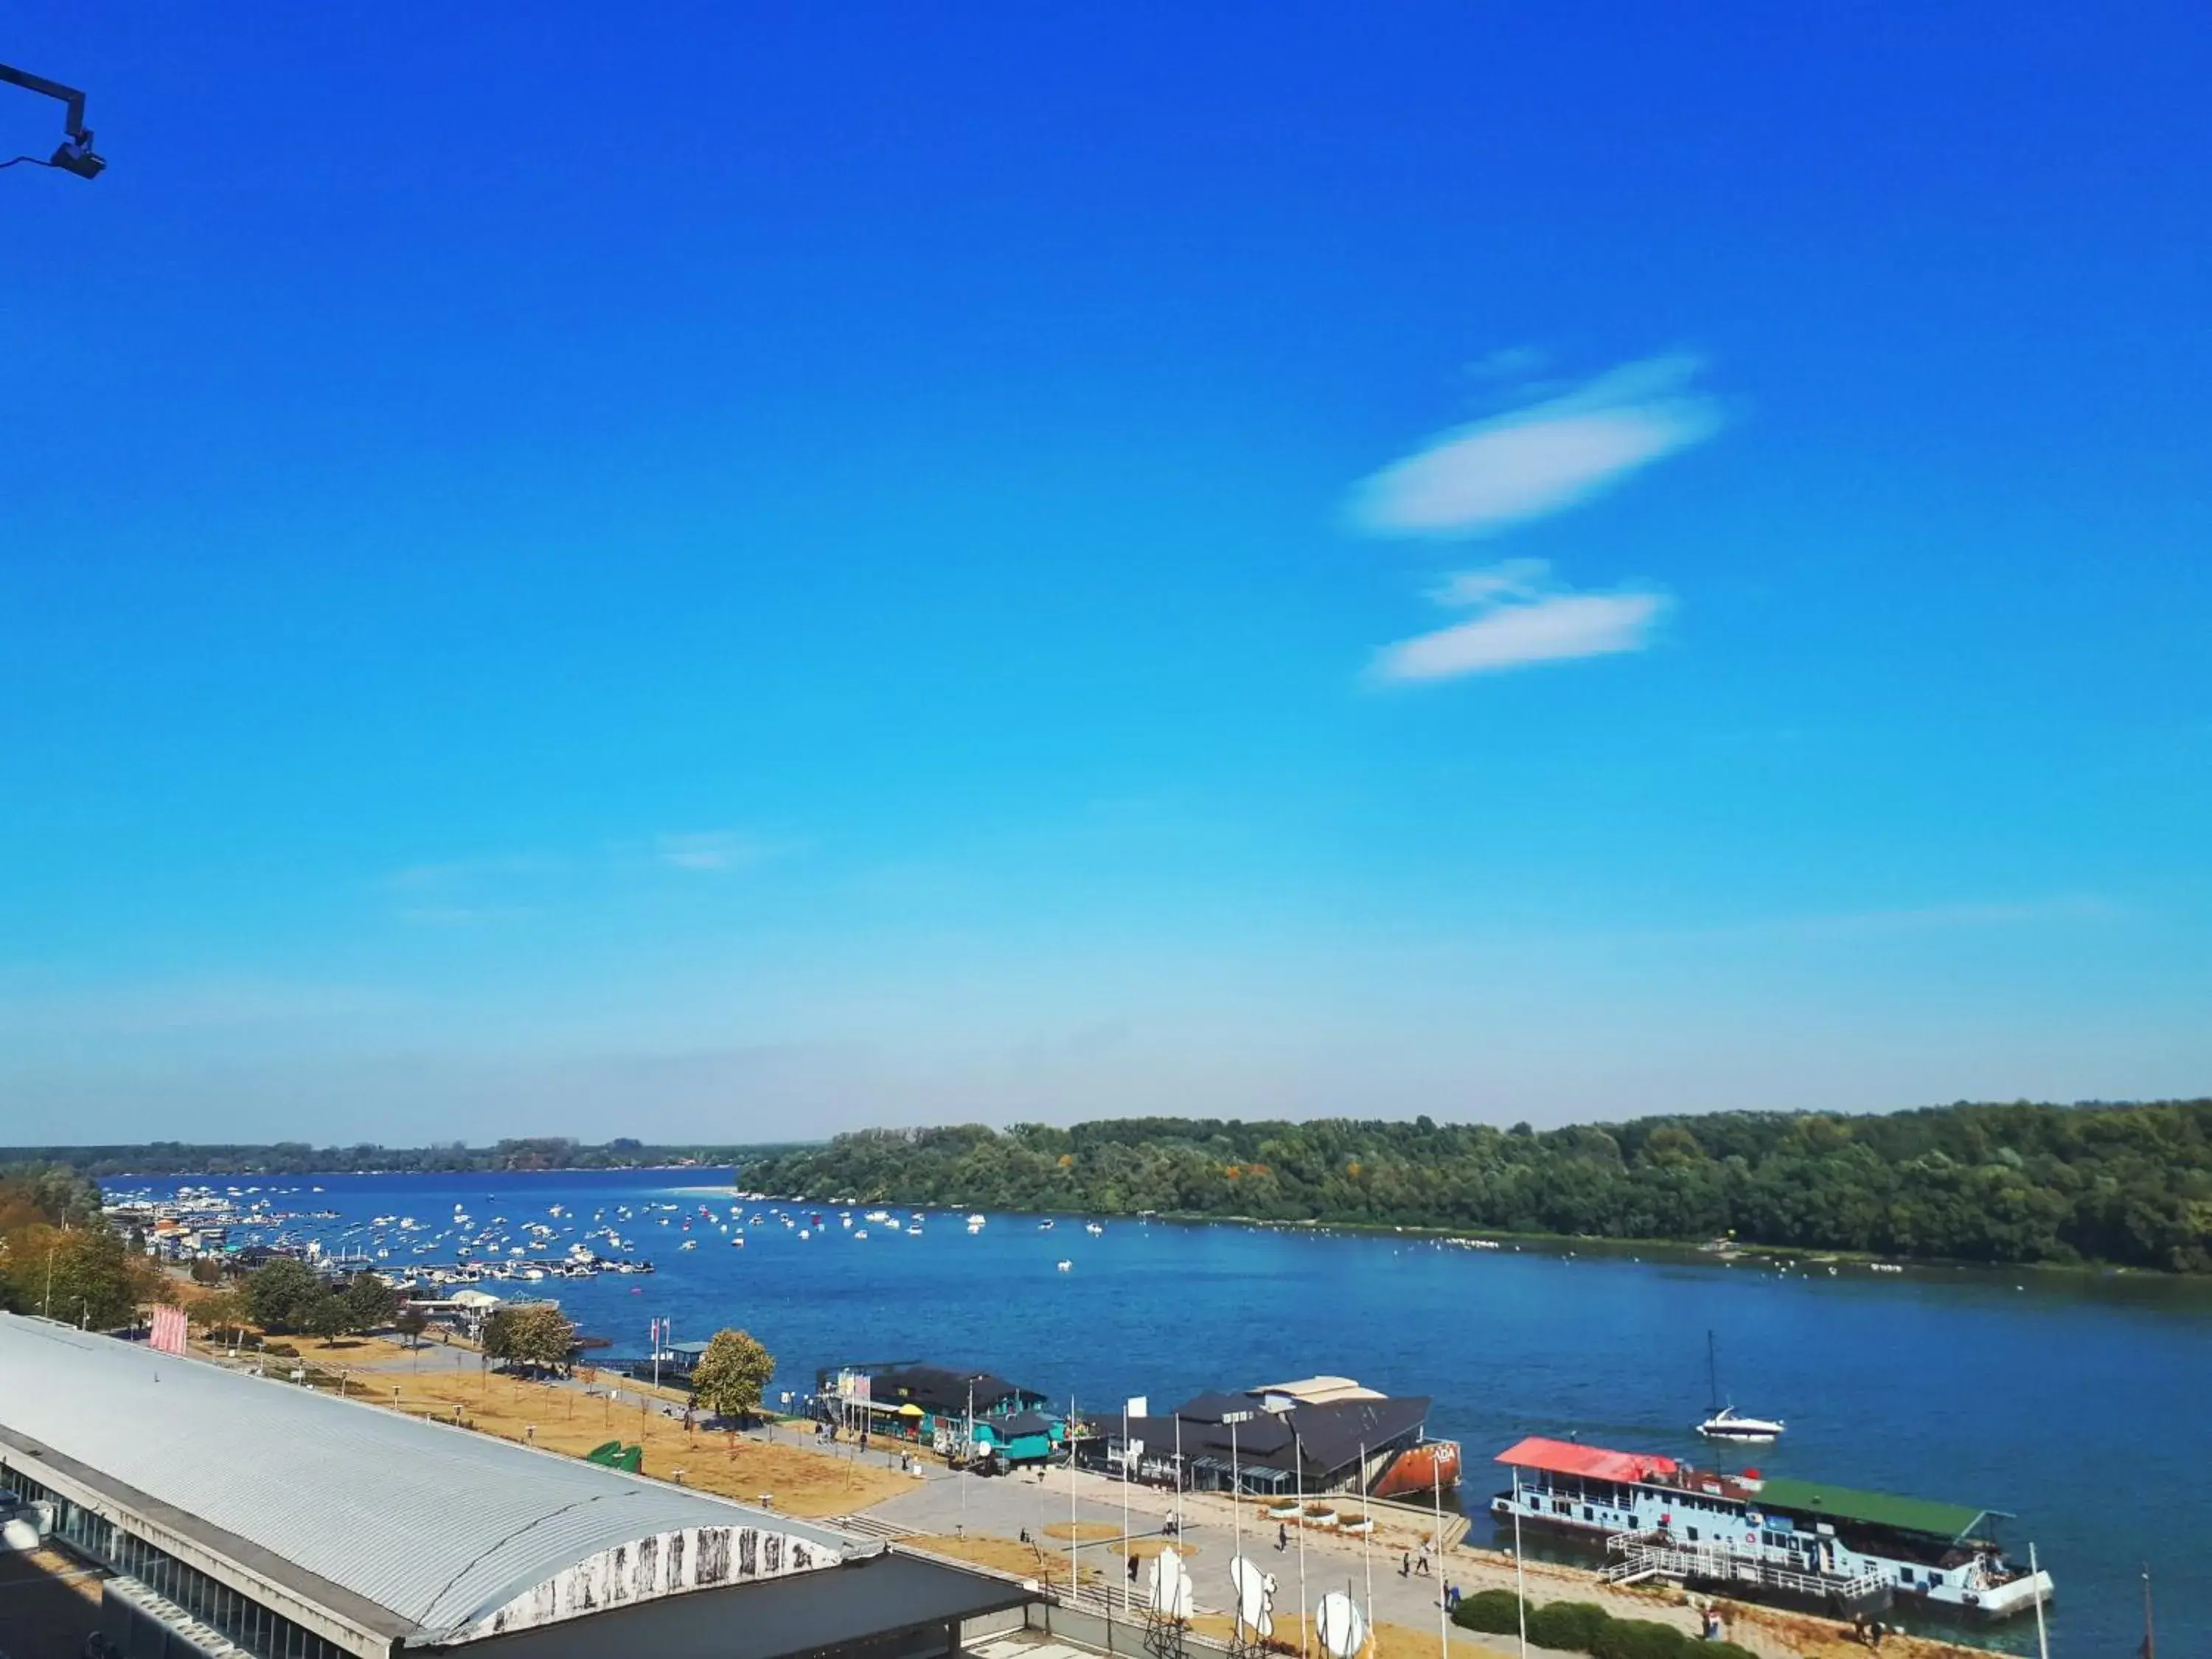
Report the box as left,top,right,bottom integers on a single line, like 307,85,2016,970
1696,1332,1784,1441
1697,1404,1785,1442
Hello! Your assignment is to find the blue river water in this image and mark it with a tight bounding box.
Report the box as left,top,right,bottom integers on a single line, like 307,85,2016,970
120,1168,2210,1656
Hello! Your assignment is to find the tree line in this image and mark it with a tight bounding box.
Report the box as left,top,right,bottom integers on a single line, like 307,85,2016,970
740,1099,2212,1272
0,1162,174,1329
0,1138,805,1178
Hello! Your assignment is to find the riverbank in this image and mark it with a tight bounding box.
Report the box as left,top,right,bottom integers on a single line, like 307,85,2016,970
208,1328,1998,1659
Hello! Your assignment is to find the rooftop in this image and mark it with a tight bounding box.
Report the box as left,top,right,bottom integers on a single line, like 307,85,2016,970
1753,1475,1993,1542
1495,1436,1682,1485
0,1314,855,1647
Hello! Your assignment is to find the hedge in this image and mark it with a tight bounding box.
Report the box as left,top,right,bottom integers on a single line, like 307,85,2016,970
1449,1590,1753,1659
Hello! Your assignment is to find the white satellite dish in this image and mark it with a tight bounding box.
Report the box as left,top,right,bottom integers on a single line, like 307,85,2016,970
1148,1546,1195,1619
1317,1591,1366,1659
1229,1556,1276,1639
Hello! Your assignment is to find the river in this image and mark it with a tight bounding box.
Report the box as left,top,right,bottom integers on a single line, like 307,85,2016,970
118,1167,2211,1656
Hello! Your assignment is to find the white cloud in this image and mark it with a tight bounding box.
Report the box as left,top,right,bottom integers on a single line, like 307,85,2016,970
1373,559,1666,683
655,831,783,872
1350,354,1721,539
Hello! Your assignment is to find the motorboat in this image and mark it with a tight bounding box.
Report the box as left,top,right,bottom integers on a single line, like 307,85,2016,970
1697,1404,1787,1441
1697,1332,1784,1441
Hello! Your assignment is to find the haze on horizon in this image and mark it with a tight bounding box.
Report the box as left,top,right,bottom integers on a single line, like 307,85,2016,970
4,5,2208,1147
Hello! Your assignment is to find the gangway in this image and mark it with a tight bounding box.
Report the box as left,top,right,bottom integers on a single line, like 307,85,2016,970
1600,1531,1888,1611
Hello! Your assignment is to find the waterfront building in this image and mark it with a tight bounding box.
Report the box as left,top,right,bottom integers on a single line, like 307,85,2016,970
1103,1377,1458,1498
0,1313,1032,1659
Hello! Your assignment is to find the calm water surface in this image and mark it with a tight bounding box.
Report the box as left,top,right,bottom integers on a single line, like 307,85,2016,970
125,1169,2211,1657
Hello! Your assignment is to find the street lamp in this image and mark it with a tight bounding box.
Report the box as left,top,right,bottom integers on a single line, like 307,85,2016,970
1,63,103,177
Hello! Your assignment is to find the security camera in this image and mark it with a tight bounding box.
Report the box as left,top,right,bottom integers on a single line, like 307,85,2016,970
51,135,104,178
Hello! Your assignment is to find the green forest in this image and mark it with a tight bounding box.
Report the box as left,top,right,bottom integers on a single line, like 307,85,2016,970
0,1138,799,1178
740,1100,2212,1273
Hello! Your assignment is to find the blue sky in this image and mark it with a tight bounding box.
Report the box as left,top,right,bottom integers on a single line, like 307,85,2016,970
4,3,2208,1144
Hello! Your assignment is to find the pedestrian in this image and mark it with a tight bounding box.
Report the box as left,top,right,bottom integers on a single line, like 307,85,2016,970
1868,1621,1885,1649
1277,1523,1288,1552
1399,1551,1411,1579
1703,1609,1722,1642
1447,1583,1461,1612
1418,1538,1433,1576
1850,1613,1867,1646
1129,1554,1140,1585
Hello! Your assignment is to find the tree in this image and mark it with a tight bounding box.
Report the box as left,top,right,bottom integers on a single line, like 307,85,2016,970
302,1293,352,1340
244,1258,327,1333
394,1306,429,1348
484,1304,576,1374
689,1328,774,1423
1,1223,147,1329
338,1274,398,1334
192,1290,248,1346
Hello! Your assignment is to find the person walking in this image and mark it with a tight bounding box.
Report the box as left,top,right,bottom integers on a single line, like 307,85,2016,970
1277,1522,1288,1552
1399,1551,1411,1579
1417,1538,1433,1577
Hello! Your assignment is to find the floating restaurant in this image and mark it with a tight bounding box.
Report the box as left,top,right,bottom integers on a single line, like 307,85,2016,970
1103,1376,1461,1500
1491,1436,2054,1622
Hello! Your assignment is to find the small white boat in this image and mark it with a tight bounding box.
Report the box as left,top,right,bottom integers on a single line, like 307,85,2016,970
1697,1404,1786,1441
1697,1333,1784,1441
1055,1259,1073,1271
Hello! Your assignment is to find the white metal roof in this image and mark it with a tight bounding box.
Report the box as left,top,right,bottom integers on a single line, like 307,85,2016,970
0,1314,854,1644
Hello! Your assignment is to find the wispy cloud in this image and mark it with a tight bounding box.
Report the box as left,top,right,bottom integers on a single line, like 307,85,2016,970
655,831,789,873
1349,354,1722,539
1372,558,1666,683
383,854,563,894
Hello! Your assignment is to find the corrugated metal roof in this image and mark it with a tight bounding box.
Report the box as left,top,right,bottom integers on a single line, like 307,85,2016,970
1752,1475,1991,1541
0,1315,854,1642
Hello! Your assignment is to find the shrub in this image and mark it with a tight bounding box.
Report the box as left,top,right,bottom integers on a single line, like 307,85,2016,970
1528,1601,1613,1652
1452,1590,1526,1635
1590,1616,1689,1659
1701,1643,1756,1659
262,1341,299,1357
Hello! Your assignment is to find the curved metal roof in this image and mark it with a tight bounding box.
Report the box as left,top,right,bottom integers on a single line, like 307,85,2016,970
0,1315,854,1644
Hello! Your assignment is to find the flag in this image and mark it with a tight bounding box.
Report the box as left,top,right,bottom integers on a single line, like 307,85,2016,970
150,1303,189,1356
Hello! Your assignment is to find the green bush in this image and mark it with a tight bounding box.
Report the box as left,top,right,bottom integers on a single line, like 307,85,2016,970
261,1341,299,1357
1528,1601,1613,1652
1589,1616,1689,1659
1451,1590,1526,1635
1700,1642,1756,1659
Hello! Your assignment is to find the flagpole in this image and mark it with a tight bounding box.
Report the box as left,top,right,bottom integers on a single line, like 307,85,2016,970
1070,1395,1079,1605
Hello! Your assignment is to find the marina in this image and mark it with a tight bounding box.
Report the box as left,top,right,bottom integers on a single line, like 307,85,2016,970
92,1166,2212,1656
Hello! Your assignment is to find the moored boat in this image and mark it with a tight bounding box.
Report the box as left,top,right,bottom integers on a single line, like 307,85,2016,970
1490,1436,2053,1622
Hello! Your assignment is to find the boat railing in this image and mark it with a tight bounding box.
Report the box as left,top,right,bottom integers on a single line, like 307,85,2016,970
1600,1531,1885,1604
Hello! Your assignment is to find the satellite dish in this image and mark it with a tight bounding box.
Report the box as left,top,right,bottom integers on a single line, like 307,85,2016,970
1148,1547,1194,1619
1317,1592,1367,1659
1229,1556,1277,1639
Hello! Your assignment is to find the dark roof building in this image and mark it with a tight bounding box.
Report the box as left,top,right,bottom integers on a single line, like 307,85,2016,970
1105,1382,1436,1497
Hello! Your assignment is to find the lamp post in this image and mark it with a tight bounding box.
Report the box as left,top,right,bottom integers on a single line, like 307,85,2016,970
1224,1407,1256,1636
1512,1467,1527,1659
